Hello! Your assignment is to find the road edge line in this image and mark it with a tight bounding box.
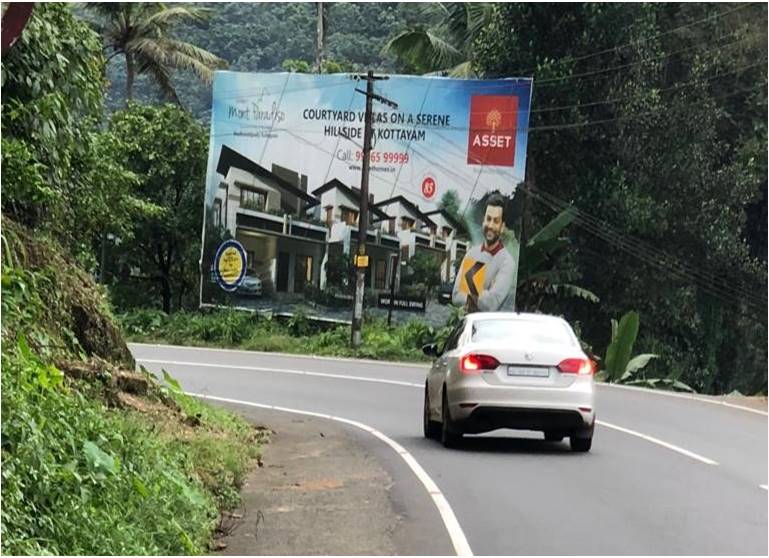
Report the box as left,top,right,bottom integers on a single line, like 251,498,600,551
597,420,719,466
186,392,474,557
129,342,429,369
139,358,423,388
132,344,766,416
597,382,767,416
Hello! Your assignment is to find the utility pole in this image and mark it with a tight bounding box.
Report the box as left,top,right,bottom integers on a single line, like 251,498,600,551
350,71,397,348
315,2,324,73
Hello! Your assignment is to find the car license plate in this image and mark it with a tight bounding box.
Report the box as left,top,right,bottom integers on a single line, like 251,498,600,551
507,366,549,377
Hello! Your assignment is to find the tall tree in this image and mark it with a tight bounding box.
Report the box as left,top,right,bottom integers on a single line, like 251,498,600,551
474,3,767,394
382,2,492,76
88,3,226,103
1,3,145,266
109,104,208,313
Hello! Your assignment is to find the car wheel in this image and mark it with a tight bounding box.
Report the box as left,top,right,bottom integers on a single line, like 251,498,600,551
570,421,594,452
441,389,462,448
423,384,440,440
544,431,564,442
570,435,592,452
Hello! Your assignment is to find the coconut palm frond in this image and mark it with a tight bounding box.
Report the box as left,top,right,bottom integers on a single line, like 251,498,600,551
163,39,227,69
447,60,476,78
142,57,181,105
465,3,494,39
383,28,462,72
142,5,210,28
411,2,450,23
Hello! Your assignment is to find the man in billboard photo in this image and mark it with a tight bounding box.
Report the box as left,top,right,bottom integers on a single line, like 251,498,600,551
452,193,515,313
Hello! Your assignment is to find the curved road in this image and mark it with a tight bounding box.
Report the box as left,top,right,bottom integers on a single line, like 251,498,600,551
131,343,767,556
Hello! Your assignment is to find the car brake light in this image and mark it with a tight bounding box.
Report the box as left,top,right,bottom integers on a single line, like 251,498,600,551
460,354,499,374
557,358,594,375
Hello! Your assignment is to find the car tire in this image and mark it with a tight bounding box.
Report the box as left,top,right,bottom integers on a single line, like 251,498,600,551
423,385,440,440
544,431,564,442
441,389,462,448
570,435,592,452
570,420,594,452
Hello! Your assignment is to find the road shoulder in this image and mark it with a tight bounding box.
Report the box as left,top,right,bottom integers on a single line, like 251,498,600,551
213,405,452,556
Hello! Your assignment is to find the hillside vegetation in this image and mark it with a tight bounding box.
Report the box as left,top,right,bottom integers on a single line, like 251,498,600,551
1,219,263,554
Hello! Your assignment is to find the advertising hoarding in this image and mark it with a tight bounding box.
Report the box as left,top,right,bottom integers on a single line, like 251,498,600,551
200,71,532,325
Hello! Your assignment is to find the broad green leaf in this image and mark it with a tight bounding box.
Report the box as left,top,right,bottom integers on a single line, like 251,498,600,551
624,353,658,377
83,440,118,475
547,283,600,303
17,333,32,361
527,207,576,246
604,311,639,382
162,369,182,393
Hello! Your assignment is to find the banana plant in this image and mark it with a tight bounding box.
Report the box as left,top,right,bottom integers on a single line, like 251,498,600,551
600,311,694,392
516,207,600,310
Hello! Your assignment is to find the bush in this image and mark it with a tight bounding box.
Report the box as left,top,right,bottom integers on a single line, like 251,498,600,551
1,226,261,554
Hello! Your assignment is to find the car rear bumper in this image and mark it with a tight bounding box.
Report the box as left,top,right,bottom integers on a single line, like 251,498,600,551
446,377,595,433
453,406,593,435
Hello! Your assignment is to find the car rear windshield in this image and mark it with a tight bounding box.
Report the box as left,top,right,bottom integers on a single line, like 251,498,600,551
470,319,575,346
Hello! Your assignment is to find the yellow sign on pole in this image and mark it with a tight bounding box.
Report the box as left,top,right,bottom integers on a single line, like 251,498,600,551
356,255,369,268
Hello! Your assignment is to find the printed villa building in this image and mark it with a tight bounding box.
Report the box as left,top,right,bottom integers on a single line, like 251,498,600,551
212,145,468,295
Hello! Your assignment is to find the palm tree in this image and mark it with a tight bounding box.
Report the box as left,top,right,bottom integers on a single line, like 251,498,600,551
89,3,226,104
382,3,493,77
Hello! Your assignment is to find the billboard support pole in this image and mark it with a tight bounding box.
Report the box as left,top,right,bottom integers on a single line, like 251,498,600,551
351,71,398,348
387,252,399,327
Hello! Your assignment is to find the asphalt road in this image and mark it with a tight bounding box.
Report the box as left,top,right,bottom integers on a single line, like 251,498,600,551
131,343,768,556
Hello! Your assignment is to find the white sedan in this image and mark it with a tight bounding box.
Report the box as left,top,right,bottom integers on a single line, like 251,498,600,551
423,312,596,451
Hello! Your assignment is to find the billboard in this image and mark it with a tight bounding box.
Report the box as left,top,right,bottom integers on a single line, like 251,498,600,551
200,71,532,325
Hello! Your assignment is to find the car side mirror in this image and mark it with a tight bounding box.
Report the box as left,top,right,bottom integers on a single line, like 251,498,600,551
422,343,439,358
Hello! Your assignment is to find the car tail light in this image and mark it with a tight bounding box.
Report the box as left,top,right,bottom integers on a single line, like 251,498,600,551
460,354,499,374
557,358,595,375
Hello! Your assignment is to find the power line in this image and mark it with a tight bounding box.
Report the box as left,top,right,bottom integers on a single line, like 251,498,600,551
525,184,765,305
513,3,755,77
523,185,767,314
530,81,767,132
531,194,766,317
532,63,768,114
533,31,755,87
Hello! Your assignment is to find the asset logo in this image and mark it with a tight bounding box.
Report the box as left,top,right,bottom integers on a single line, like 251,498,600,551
524,351,534,361
467,95,519,167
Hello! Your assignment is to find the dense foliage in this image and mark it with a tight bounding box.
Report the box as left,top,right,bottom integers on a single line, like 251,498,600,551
107,103,209,313
1,3,144,266
119,306,465,362
101,2,435,119
470,3,767,394
0,222,259,554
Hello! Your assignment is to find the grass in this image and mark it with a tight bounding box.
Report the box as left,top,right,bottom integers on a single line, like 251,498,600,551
1,223,263,555
118,307,460,362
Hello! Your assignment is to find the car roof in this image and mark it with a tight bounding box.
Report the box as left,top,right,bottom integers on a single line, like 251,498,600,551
465,312,569,325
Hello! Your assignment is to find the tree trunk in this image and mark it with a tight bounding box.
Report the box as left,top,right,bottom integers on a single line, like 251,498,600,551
161,275,172,314
126,52,135,105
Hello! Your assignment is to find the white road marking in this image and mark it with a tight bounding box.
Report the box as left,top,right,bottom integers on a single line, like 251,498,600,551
130,342,428,369
597,420,719,466
187,392,473,557
597,382,767,416
133,343,768,416
138,358,423,388
140,357,722,468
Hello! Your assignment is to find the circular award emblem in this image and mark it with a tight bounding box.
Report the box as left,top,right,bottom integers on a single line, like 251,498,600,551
213,239,247,292
421,176,436,200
